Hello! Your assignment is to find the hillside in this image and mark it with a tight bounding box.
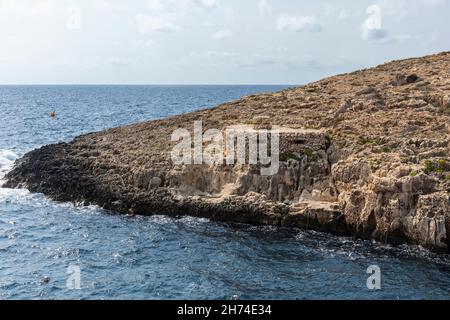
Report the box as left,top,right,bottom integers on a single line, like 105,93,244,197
4,52,450,252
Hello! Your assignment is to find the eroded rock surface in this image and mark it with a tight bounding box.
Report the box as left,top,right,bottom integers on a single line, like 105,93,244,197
4,52,450,252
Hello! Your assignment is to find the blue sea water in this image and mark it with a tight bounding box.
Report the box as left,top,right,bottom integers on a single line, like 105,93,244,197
0,85,449,300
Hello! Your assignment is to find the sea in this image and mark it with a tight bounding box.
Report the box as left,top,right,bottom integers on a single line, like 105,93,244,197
0,85,449,300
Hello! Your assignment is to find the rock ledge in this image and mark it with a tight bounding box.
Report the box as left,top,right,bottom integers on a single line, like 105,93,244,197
4,52,450,253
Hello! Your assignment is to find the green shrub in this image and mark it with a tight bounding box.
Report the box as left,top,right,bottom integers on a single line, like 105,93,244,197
424,159,448,175
280,152,301,162
325,133,332,148
303,148,318,161
304,148,313,158
424,160,436,174
359,136,385,146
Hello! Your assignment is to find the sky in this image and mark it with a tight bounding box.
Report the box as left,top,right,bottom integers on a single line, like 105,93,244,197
0,0,449,85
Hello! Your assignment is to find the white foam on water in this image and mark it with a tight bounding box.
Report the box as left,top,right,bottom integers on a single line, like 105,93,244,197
0,149,17,164
0,187,33,203
0,149,18,183
0,149,106,218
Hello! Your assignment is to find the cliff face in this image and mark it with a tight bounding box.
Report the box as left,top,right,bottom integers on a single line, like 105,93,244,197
4,52,450,252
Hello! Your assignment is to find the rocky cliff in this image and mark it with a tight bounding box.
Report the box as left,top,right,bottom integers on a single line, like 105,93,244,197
4,52,450,252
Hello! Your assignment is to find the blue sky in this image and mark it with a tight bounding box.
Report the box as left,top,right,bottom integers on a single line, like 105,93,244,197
0,0,449,84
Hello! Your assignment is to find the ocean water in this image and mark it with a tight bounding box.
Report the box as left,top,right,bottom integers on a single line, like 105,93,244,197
0,85,449,300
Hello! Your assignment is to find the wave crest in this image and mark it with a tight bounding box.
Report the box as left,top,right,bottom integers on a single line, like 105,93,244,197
0,149,18,181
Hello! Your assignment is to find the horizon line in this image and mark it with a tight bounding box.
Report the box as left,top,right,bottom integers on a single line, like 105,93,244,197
0,83,300,87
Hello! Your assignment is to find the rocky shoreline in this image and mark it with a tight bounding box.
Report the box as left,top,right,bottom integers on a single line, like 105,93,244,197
4,52,450,253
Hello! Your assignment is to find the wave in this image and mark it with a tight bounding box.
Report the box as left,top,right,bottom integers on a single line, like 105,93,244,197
0,149,18,182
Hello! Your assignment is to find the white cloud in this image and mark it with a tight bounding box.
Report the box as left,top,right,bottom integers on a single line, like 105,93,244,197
360,14,415,44
212,29,233,40
107,58,131,67
1,0,448,84
136,14,179,33
322,4,362,21
420,0,448,6
0,0,57,17
137,0,219,34
199,0,217,9
177,50,236,68
92,1,129,12
375,0,448,17
145,0,217,12
132,39,160,50
145,0,165,11
360,5,392,44
359,4,414,44
276,14,323,33
179,50,354,72
360,25,391,43
258,0,271,17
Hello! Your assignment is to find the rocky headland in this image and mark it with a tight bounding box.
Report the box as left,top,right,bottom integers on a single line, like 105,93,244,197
4,52,450,253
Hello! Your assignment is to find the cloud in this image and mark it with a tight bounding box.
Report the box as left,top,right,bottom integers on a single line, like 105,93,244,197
360,26,391,43
276,14,323,33
145,0,165,11
322,4,362,21
199,0,217,9
136,14,179,33
132,39,160,50
258,0,271,17
145,0,217,12
177,50,236,68
92,1,129,12
360,5,393,44
420,0,448,6
178,50,354,73
0,0,57,17
212,29,233,40
137,0,220,33
107,58,131,68
360,20,415,44
375,0,448,17
359,4,417,44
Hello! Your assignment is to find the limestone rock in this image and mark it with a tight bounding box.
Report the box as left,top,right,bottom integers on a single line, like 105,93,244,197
4,51,450,253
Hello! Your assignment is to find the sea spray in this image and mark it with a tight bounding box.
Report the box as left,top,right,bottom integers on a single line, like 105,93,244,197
0,149,18,183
